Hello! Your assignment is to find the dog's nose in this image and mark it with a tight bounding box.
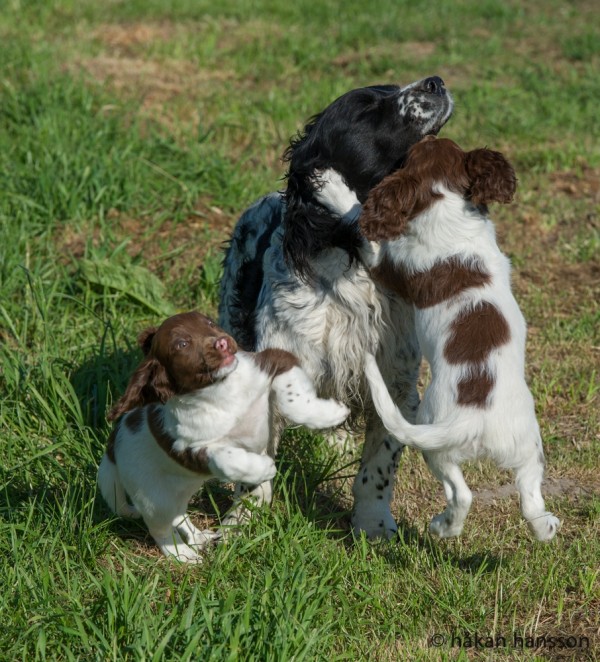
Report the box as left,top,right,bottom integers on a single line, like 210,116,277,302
423,76,446,96
214,337,230,354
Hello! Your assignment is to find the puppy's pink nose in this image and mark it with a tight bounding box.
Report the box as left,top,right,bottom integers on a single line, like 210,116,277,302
214,337,230,354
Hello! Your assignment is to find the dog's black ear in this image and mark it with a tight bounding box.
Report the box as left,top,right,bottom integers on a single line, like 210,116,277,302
108,357,175,421
282,170,362,283
137,327,157,356
360,172,433,241
465,148,517,205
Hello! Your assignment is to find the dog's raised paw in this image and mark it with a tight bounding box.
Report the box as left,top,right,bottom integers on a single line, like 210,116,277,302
243,454,277,485
301,400,351,430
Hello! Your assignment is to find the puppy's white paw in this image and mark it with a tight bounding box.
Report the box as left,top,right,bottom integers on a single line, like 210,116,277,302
189,529,222,548
528,513,560,541
238,454,277,486
209,448,276,485
301,400,351,430
156,537,203,563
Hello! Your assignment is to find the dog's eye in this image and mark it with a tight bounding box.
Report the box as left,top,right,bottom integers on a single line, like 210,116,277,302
175,340,189,350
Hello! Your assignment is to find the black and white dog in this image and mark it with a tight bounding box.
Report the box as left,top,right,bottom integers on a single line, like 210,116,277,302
219,77,453,538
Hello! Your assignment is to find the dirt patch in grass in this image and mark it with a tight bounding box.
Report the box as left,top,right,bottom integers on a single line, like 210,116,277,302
549,164,600,202
72,55,233,115
89,21,178,54
55,202,237,281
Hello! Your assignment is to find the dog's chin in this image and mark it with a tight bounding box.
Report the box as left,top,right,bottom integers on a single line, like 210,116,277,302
212,355,239,380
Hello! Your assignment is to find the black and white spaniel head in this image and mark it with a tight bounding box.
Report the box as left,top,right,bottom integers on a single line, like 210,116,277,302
282,76,454,280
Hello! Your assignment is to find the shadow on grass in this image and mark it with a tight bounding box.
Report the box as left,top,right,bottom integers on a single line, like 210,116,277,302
275,432,502,574
68,348,501,573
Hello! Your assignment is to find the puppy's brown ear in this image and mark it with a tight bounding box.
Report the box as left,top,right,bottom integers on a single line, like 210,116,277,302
465,148,517,205
108,357,174,421
360,173,435,241
137,327,158,356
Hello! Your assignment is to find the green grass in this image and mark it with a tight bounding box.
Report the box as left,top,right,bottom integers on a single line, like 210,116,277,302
1,0,599,659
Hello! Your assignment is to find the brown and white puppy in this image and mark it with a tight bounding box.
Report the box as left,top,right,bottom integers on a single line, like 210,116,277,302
360,137,560,541
97,311,349,562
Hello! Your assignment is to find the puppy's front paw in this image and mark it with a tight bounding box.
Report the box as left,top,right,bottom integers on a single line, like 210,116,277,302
300,400,351,430
352,503,398,541
209,447,276,484
241,454,276,485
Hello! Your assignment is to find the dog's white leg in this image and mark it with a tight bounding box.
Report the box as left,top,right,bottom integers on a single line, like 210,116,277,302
218,407,282,534
208,447,276,485
425,455,472,538
219,480,274,534
153,528,202,563
352,330,421,540
136,489,202,562
97,454,140,518
514,450,560,541
271,367,350,429
146,516,202,563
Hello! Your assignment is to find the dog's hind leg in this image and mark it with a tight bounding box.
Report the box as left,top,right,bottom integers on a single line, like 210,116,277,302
425,454,472,538
97,454,140,518
514,449,560,541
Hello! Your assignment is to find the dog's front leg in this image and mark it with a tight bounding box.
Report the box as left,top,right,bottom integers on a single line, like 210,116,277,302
352,304,421,540
351,410,404,540
218,399,283,531
207,446,276,485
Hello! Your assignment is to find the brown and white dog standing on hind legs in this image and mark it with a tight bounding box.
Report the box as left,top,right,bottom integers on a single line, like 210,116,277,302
360,136,560,541
97,311,349,562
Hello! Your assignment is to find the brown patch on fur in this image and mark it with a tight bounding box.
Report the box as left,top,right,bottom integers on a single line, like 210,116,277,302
443,302,511,409
456,364,495,408
124,408,145,434
360,137,516,241
252,349,300,378
465,148,517,205
371,256,491,308
444,301,511,364
147,404,211,474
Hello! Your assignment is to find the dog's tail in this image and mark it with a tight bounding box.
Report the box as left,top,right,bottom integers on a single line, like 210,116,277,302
365,353,473,451
97,454,140,518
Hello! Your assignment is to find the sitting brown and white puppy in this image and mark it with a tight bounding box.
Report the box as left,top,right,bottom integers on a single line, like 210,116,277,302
97,311,349,562
359,136,560,541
